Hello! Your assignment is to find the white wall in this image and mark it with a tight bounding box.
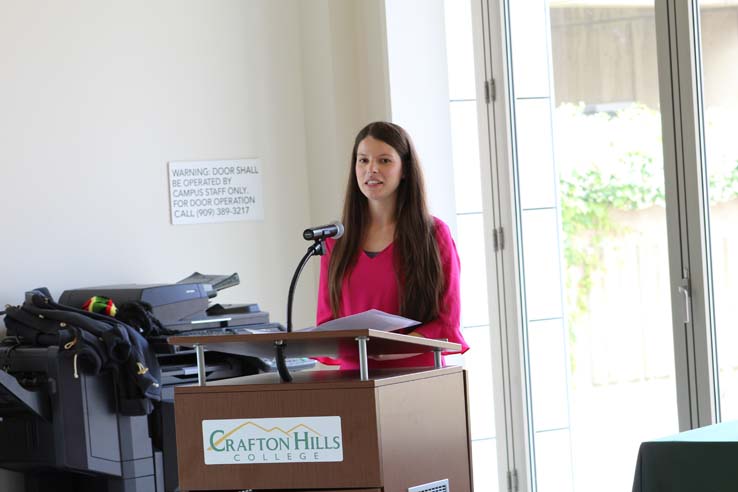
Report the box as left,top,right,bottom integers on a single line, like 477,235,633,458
0,0,315,324
298,0,391,229
385,0,458,232
300,0,457,234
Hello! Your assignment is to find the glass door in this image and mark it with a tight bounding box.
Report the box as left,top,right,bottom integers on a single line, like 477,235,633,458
696,0,738,422
502,1,680,490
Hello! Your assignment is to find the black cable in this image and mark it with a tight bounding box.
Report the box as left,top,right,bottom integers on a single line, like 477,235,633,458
275,343,291,383
276,239,326,383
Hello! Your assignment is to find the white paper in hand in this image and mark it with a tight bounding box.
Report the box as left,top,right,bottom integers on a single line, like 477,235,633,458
304,309,420,332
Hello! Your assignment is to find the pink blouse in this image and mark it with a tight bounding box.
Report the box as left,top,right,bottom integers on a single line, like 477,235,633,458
315,216,469,369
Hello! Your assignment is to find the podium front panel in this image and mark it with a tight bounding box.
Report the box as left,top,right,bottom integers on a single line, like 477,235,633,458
175,381,382,490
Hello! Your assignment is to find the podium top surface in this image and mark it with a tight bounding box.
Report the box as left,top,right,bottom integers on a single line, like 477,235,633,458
167,328,461,360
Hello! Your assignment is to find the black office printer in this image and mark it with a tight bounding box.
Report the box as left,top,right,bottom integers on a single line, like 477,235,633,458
0,272,313,492
58,272,273,334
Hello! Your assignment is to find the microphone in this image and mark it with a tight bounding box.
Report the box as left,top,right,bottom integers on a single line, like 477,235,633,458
302,221,344,241
281,221,344,381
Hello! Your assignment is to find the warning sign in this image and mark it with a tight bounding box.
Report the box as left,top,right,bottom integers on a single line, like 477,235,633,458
168,159,264,225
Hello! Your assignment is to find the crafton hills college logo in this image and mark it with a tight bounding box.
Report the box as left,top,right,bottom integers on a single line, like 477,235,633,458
202,416,343,465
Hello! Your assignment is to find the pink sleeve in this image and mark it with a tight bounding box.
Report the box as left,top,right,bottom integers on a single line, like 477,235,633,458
316,239,335,326
412,219,469,355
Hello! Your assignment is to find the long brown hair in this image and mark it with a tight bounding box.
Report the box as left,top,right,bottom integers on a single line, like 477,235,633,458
328,121,444,322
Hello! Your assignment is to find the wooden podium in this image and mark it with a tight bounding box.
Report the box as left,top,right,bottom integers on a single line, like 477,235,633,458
168,329,473,492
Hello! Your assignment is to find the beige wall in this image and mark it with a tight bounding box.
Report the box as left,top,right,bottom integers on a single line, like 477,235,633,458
0,0,313,324
299,0,391,229
0,0,390,488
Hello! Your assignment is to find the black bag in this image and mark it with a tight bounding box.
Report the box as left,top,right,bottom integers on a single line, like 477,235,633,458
4,288,161,415
116,300,175,338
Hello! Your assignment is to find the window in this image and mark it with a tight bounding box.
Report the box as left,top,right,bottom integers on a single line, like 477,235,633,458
459,0,732,490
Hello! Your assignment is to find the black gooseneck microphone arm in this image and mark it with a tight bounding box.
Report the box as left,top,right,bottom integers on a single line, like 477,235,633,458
287,240,326,333
276,239,327,383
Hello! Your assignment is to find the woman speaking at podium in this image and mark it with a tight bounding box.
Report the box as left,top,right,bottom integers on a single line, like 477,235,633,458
316,121,469,369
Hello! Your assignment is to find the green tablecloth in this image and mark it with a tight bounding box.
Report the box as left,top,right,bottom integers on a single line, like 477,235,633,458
632,420,738,492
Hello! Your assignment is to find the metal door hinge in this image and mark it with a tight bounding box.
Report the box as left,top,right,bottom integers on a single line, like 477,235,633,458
484,78,496,103
493,227,505,252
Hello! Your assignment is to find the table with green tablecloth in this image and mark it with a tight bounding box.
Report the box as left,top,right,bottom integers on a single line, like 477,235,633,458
632,420,738,491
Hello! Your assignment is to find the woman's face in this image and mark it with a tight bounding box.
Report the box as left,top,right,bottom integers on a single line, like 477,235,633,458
355,136,403,204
